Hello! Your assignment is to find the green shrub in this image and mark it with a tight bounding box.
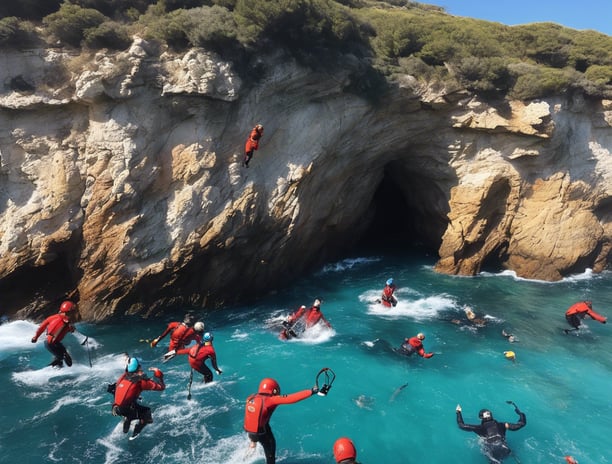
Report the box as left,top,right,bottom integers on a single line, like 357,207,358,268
70,0,155,18
455,56,512,93
182,5,238,51
584,65,612,86
139,6,190,48
234,0,365,55
509,64,576,100
83,21,132,50
0,17,38,48
0,0,62,21
511,23,572,68
43,3,107,47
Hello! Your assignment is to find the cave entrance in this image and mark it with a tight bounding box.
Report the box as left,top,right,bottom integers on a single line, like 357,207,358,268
356,162,448,255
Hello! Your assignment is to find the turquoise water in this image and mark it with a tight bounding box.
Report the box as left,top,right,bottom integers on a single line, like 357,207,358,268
2,250,612,464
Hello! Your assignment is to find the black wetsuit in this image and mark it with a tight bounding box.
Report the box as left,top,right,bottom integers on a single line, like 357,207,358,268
456,409,526,463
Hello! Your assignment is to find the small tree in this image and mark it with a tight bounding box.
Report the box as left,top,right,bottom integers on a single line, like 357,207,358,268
43,3,107,47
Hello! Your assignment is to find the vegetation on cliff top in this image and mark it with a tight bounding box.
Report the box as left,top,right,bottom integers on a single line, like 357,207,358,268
1,0,611,100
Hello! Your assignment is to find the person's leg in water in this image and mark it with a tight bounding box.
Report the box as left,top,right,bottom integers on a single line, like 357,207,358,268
249,424,276,464
260,424,277,464
45,341,66,367
484,440,511,464
565,314,582,332
131,404,153,438
198,365,213,383
119,405,138,434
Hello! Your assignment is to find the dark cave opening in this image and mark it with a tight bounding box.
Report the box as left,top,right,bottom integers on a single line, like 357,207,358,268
0,239,82,318
355,164,448,256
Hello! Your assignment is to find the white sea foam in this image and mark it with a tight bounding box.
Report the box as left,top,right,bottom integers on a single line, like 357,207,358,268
319,256,381,273
480,267,600,283
362,289,455,320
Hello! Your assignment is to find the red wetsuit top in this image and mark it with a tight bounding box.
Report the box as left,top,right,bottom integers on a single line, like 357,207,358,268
113,371,165,408
244,389,313,433
381,284,397,307
288,306,331,328
32,313,75,344
176,342,220,372
405,336,433,358
565,302,607,323
157,322,201,351
245,127,263,153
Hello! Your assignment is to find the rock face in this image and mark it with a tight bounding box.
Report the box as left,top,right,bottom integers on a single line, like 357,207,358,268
1,39,610,321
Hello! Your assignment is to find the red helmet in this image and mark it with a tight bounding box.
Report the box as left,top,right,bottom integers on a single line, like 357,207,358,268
333,437,356,463
59,301,76,313
258,378,280,395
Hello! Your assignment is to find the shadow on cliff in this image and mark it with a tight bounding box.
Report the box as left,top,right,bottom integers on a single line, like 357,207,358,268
356,161,450,255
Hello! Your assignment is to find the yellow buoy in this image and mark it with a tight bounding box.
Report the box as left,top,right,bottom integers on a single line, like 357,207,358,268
504,351,516,360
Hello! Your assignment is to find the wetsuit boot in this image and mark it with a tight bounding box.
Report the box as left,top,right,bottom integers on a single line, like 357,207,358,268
130,421,146,440
123,418,131,433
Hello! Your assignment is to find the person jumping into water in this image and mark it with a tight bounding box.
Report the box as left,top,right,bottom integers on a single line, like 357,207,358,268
243,124,264,167
399,333,434,358
170,330,222,383
244,377,322,464
31,300,78,368
281,298,332,339
456,402,526,463
150,313,203,351
380,278,397,307
109,357,165,440
565,301,606,333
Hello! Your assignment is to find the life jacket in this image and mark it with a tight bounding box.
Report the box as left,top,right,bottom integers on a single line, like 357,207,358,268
482,420,505,443
305,308,324,327
244,394,266,433
46,315,72,344
170,324,191,349
114,372,147,407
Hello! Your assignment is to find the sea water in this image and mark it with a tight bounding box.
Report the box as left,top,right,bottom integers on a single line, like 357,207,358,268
1,249,612,464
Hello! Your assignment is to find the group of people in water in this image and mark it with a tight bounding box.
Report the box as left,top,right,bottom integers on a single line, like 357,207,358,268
29,279,607,462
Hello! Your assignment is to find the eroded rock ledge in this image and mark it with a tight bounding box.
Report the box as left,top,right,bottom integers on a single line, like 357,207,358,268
1,39,610,321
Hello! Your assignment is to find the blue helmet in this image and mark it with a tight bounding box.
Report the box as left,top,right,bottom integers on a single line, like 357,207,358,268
386,278,394,286
203,332,213,342
126,357,140,373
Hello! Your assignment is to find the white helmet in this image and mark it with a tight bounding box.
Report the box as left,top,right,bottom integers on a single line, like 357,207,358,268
194,321,205,333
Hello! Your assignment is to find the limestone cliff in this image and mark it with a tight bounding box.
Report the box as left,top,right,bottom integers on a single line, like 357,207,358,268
1,39,610,321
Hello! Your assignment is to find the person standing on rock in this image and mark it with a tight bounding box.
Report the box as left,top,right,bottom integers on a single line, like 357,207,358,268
243,123,264,167
31,300,79,368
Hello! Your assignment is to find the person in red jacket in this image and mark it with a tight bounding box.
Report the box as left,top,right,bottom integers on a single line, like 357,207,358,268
110,357,165,440
150,313,203,351
244,377,320,464
172,331,222,383
399,333,434,358
31,300,78,368
243,124,264,167
333,437,359,463
280,299,332,339
380,278,397,307
565,301,607,332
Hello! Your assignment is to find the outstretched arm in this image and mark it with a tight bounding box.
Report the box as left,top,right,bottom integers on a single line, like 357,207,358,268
587,309,607,324
456,406,480,432
506,406,526,431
